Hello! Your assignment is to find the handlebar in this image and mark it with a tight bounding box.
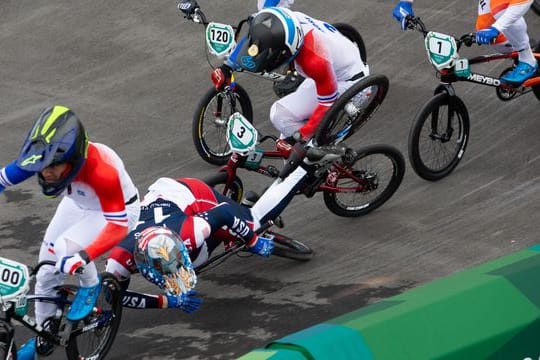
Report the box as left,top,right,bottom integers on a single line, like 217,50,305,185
405,16,477,50
177,0,208,25
30,260,56,276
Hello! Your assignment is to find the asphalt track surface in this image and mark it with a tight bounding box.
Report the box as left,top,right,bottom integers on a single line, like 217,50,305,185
1,1,539,359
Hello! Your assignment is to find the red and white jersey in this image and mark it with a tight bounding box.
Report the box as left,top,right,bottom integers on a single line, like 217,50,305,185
67,142,139,260
141,177,218,215
292,12,368,138
68,143,138,218
294,12,366,84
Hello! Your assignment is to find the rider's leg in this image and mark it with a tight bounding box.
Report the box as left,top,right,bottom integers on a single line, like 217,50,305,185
499,16,536,66
250,161,312,228
269,79,317,137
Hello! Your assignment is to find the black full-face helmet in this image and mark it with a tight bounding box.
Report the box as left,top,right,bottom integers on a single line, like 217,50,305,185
16,105,88,197
235,7,303,73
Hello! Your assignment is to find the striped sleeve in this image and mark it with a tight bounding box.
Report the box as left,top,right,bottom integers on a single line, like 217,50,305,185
0,160,35,188
295,30,338,139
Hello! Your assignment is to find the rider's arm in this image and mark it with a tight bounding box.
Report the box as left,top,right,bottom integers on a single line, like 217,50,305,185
83,156,130,261
492,0,533,33
181,202,257,251
294,31,338,140
0,160,35,192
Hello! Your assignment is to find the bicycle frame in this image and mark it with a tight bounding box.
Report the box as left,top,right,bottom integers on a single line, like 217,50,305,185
0,261,75,348
408,16,540,95
437,52,540,89
216,134,369,199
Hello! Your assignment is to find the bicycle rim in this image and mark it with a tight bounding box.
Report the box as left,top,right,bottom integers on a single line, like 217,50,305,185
264,230,313,261
193,86,253,165
66,273,122,360
314,74,389,146
408,93,469,181
203,172,244,203
323,144,405,217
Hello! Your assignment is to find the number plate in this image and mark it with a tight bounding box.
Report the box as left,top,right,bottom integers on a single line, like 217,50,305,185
0,257,29,301
227,112,258,154
425,31,458,70
454,58,471,78
206,22,236,58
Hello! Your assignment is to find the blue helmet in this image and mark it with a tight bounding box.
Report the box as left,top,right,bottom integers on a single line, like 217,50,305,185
134,226,197,296
16,105,88,197
236,7,303,73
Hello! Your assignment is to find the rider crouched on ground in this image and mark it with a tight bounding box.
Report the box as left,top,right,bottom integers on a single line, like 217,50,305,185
105,176,286,312
211,6,369,156
393,0,538,86
0,106,141,360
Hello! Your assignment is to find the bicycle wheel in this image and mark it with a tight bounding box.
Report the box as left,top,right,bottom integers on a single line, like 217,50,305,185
408,93,470,181
192,84,253,165
323,144,405,217
314,74,389,146
65,272,122,360
0,322,15,360
333,22,367,63
203,172,244,203
263,230,313,261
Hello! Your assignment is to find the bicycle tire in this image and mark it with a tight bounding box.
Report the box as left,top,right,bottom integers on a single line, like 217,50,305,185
314,74,389,146
408,93,470,181
65,272,122,360
532,0,540,15
323,144,405,217
333,22,367,63
203,172,244,203
264,230,313,261
192,84,253,165
0,322,15,360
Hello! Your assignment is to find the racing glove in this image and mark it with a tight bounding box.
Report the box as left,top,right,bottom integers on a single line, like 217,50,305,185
248,235,274,257
392,1,414,30
167,290,202,313
476,26,499,45
56,251,90,275
211,64,232,90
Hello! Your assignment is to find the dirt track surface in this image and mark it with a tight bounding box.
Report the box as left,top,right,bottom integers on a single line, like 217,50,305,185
1,1,539,359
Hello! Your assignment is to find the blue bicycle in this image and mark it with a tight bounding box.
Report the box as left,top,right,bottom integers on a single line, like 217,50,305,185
0,257,122,360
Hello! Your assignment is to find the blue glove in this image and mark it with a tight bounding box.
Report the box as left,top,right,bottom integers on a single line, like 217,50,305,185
167,290,202,314
56,252,87,275
392,1,414,30
476,26,499,45
248,236,274,257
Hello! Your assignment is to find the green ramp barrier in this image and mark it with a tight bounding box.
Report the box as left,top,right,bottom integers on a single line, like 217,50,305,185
239,245,540,359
